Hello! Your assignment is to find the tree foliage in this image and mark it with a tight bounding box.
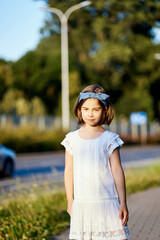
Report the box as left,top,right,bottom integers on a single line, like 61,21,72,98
0,0,160,120
41,0,160,120
0,59,13,100
0,88,46,115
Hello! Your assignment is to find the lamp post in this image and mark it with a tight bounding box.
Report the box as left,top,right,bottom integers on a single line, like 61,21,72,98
41,1,91,130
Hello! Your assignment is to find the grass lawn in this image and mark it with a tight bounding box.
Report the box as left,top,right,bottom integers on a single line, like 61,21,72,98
0,160,160,239
125,160,160,194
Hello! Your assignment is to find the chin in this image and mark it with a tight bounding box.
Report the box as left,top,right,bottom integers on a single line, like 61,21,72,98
88,121,99,126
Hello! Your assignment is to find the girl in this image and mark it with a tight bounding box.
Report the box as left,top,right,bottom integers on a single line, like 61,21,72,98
61,84,130,240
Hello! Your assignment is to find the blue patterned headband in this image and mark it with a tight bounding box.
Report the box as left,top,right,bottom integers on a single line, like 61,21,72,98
79,92,110,107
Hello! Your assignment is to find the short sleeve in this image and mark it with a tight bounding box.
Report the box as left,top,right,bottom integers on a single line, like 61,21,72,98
107,132,124,157
61,133,73,155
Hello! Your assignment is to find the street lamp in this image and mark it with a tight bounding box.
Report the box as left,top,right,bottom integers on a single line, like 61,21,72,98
41,1,91,131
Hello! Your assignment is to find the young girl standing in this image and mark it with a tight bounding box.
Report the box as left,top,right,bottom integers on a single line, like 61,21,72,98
61,84,130,240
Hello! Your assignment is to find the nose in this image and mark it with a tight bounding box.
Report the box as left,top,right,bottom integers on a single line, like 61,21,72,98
88,110,93,117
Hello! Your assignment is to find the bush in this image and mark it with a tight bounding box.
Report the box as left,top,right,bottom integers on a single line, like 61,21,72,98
0,125,67,153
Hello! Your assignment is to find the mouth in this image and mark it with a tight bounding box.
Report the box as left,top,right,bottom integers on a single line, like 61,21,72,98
87,119,95,121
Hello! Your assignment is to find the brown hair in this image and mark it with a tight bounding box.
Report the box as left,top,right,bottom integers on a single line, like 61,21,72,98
73,84,114,126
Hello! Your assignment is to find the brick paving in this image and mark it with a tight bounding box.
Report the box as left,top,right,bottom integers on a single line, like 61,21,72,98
50,187,160,240
127,187,160,240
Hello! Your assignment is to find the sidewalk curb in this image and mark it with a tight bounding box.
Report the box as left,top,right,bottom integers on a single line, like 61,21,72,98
49,228,70,240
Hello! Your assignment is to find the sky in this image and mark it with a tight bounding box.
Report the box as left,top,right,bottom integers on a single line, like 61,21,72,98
0,1,160,62
0,0,46,61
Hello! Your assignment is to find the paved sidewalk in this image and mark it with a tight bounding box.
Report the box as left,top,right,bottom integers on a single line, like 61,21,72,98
51,187,160,240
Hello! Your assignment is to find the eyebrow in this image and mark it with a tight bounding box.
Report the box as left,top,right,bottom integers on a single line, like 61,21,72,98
82,106,101,109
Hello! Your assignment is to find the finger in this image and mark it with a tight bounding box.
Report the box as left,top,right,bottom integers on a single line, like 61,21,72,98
122,211,128,226
122,220,127,227
119,209,123,219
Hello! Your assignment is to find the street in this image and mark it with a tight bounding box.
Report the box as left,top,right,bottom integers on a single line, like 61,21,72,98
0,145,160,194
15,145,160,177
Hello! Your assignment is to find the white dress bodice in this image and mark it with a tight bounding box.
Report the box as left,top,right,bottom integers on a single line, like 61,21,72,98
61,129,124,200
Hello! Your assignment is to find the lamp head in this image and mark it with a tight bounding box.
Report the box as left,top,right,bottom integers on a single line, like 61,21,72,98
80,1,92,7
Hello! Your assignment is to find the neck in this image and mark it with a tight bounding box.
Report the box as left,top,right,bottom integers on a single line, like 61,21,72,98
82,124,105,132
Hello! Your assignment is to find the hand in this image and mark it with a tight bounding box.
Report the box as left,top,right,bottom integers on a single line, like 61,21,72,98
119,203,129,227
67,200,74,217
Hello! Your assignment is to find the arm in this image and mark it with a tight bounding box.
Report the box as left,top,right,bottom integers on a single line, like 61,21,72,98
109,148,129,227
64,149,74,216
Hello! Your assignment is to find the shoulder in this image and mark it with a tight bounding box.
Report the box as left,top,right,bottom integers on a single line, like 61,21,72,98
106,130,120,140
66,129,78,139
64,130,78,144
61,130,78,155
104,130,124,157
103,130,120,143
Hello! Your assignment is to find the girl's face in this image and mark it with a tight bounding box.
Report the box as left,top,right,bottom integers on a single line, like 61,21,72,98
81,98,106,126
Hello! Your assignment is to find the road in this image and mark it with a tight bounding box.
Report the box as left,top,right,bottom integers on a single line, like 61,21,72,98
0,145,160,195
15,145,160,177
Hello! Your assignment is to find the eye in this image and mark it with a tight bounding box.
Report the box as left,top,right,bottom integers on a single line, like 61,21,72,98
95,109,99,111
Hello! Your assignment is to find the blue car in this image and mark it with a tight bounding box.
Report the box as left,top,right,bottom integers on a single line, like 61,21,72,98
0,145,16,178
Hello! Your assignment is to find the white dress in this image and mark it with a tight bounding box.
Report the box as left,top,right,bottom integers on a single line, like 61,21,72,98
61,129,130,240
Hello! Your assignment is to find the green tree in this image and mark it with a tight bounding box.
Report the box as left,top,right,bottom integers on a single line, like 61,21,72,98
30,97,46,116
0,88,47,116
38,0,160,120
0,59,13,101
1,88,24,114
12,37,61,114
